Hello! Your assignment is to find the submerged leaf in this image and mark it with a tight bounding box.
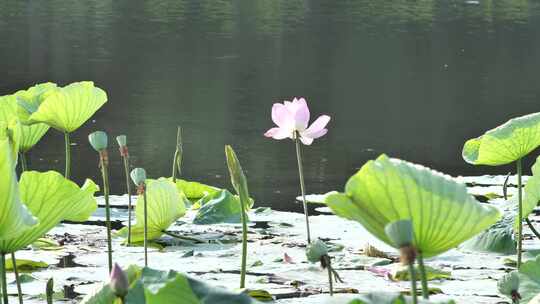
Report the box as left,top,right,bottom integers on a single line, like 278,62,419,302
0,171,98,253
24,81,108,132
325,154,501,257
0,120,37,240
118,179,186,242
462,112,540,166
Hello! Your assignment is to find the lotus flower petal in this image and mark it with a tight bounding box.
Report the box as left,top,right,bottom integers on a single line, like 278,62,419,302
325,154,501,257
26,81,107,133
0,171,98,253
0,120,37,240
463,112,540,166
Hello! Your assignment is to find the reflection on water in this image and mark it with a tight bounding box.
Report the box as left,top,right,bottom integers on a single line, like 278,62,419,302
1,0,540,210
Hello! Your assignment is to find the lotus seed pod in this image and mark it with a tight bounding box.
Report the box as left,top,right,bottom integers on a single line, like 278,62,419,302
88,131,108,151
306,239,329,263
116,135,127,147
109,263,128,298
497,271,520,297
130,168,147,186
384,220,414,248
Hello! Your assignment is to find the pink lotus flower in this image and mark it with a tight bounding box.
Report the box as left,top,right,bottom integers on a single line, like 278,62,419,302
264,98,331,145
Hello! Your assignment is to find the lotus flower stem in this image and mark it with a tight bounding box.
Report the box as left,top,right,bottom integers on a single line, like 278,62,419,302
417,253,429,299
10,254,22,304
1,253,8,304
19,153,27,172
225,146,250,289
294,131,312,244
143,188,148,267
99,154,113,273
45,279,53,304
408,264,418,304
171,126,183,183
64,132,71,179
122,156,132,245
517,159,523,268
161,231,205,243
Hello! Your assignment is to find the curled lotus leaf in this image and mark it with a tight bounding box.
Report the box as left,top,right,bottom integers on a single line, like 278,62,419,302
462,112,540,166
0,120,37,240
325,154,501,258
22,81,107,133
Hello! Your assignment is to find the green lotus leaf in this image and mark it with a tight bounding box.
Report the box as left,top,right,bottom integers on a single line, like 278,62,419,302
460,212,516,254
0,171,99,253
13,82,58,121
118,179,187,242
462,112,540,166
517,255,540,302
193,189,253,225
82,266,259,304
24,81,107,132
325,154,501,257
347,293,455,304
64,178,99,222
171,178,220,201
0,120,37,240
0,94,50,152
514,155,540,226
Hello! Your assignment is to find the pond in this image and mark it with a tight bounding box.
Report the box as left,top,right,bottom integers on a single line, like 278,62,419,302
0,0,540,210
2,0,540,211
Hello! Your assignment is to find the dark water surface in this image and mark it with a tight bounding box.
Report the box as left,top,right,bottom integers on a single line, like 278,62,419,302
2,0,540,211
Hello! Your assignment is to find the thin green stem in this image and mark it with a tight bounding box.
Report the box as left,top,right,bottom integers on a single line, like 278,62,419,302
19,153,27,173
10,254,22,304
294,132,311,244
417,253,429,299
238,189,248,289
161,231,205,243
517,159,523,268
143,189,148,267
1,253,8,304
172,126,183,183
325,255,334,296
100,158,113,273
408,263,418,304
526,218,540,240
122,157,132,245
64,132,71,179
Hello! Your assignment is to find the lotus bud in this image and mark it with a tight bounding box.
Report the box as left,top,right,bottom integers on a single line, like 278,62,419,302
46,278,54,304
306,239,329,264
109,263,128,298
130,168,147,186
384,220,416,265
88,131,108,152
497,271,521,302
225,145,248,196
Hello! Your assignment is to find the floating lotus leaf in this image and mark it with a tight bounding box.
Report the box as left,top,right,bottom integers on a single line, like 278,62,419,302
462,112,540,166
517,255,540,302
461,211,516,255
347,293,455,304
325,154,501,257
0,92,50,152
0,171,98,253
119,179,187,242
23,81,107,132
81,266,258,304
0,120,37,240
